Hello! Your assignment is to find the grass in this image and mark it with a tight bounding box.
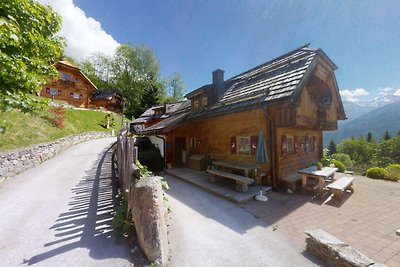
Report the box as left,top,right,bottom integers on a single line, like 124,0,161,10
0,107,126,152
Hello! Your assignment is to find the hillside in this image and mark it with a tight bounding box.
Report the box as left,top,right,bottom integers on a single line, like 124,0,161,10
0,107,124,152
324,101,400,146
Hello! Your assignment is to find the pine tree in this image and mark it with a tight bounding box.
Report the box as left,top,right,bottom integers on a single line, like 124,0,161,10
382,130,391,141
327,140,337,156
366,131,373,142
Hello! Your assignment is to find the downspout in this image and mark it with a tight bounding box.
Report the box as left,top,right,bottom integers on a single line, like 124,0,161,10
269,119,277,189
155,134,167,170
264,107,277,189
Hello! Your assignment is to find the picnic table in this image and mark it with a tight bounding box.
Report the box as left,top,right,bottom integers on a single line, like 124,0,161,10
298,166,338,198
207,160,258,192
213,160,258,177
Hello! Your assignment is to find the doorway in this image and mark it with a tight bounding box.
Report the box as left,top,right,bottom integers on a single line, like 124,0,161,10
175,137,187,167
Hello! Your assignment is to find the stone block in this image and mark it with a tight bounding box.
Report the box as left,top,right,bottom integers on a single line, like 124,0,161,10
131,176,168,265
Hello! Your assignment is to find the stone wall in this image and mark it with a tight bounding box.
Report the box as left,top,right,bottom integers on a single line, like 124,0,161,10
305,229,387,267
0,131,113,179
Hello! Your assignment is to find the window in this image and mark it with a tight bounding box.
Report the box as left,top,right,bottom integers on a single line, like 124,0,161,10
304,135,316,152
194,100,199,109
238,136,250,154
287,135,294,154
50,88,58,96
202,97,208,107
70,92,81,99
63,73,70,80
281,134,297,155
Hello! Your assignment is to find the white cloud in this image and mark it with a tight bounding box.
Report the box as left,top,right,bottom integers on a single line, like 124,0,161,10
378,87,394,96
38,0,120,60
394,89,400,96
339,88,370,102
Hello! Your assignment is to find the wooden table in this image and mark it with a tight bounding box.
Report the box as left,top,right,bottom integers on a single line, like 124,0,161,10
213,160,258,177
298,166,338,198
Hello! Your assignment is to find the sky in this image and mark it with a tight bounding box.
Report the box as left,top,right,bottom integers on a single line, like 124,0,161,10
38,0,400,102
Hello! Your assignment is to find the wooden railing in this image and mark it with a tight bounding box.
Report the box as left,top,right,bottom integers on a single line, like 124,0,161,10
116,125,137,196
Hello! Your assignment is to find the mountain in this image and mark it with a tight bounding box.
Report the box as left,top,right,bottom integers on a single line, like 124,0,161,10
324,100,400,146
342,95,400,121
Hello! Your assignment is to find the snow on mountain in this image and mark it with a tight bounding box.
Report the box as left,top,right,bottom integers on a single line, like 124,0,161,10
342,95,400,121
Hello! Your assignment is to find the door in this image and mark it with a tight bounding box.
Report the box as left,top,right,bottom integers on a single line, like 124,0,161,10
175,137,187,167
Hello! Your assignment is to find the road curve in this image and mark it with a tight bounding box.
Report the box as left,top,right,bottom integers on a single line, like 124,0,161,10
164,175,320,267
0,138,133,267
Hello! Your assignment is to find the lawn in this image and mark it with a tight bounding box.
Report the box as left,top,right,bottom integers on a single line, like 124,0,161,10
0,107,125,152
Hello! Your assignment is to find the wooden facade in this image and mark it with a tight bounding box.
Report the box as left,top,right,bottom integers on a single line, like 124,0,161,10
89,91,124,113
40,61,97,108
140,45,346,189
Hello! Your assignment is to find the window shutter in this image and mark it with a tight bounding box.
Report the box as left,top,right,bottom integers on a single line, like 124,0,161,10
312,136,316,151
294,135,298,153
281,135,287,156
230,136,237,154
250,135,258,155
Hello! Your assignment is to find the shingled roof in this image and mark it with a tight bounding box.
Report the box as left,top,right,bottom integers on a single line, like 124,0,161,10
187,44,337,119
140,44,340,134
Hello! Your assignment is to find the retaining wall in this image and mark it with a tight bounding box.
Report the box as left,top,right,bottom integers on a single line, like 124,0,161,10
0,131,113,179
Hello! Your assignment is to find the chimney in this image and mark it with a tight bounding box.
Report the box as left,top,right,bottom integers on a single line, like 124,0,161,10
212,69,225,100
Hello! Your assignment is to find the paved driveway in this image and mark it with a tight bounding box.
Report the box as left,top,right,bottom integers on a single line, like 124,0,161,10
164,175,322,267
0,138,133,267
240,174,400,267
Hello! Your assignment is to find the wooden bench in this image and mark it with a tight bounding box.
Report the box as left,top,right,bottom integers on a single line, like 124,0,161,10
206,169,255,192
326,176,354,201
281,173,302,192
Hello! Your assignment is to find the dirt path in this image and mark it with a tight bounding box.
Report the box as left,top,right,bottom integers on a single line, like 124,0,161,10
0,138,133,267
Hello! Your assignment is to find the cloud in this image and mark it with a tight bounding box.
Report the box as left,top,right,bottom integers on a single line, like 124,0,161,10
394,89,400,96
339,88,370,102
37,0,120,60
378,87,394,96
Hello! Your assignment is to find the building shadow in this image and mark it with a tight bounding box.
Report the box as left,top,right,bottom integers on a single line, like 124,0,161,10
23,146,133,265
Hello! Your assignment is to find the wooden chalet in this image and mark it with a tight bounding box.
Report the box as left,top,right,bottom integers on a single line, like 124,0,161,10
140,45,346,188
40,61,97,108
90,90,124,113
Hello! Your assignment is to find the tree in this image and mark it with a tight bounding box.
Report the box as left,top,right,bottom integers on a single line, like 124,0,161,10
79,44,164,118
382,130,391,141
372,136,400,167
338,137,377,167
366,131,373,142
0,0,65,112
327,140,337,156
165,73,185,102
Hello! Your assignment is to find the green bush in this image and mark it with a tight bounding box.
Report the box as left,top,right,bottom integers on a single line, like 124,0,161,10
385,164,400,181
320,156,330,167
331,153,353,168
331,159,347,173
138,146,165,173
366,167,387,179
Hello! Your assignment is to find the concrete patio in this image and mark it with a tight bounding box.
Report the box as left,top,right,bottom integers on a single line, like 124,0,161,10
165,168,271,203
165,168,400,266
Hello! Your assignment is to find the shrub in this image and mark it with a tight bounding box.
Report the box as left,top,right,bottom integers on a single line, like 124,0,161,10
138,146,165,173
320,156,330,167
331,153,353,168
385,164,400,181
331,159,347,173
366,167,387,179
135,137,153,150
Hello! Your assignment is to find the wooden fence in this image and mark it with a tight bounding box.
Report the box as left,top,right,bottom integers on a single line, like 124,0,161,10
116,125,138,200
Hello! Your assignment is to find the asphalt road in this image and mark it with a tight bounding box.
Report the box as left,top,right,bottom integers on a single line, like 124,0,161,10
164,174,320,267
0,138,133,267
